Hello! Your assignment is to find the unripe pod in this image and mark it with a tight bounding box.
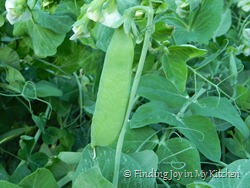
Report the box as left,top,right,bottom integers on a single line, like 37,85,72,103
91,28,134,147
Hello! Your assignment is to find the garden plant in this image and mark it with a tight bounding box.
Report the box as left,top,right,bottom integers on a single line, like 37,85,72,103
0,0,250,187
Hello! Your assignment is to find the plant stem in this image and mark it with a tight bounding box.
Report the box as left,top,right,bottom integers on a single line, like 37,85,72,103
221,131,226,163
177,88,206,117
57,171,74,187
112,3,154,187
73,72,83,125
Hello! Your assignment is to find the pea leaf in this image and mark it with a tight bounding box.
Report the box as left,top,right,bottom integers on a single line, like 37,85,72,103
18,168,57,188
162,45,207,92
117,0,140,14
209,159,250,187
235,85,250,110
213,9,232,38
58,152,82,165
0,47,20,69
120,127,159,153
180,115,221,162
156,137,201,185
137,74,189,107
13,20,65,57
187,181,215,188
0,165,8,181
92,24,114,52
74,145,156,187
32,9,73,34
166,0,223,44
8,165,31,185
129,150,158,174
35,81,63,97
130,102,221,162
190,97,249,139
73,166,115,188
130,101,177,129
0,181,21,188
0,14,4,27
224,138,250,159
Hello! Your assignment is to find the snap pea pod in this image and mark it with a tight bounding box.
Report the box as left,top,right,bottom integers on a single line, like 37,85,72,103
91,28,134,147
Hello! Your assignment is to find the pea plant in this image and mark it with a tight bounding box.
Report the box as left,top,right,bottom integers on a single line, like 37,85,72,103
0,0,250,187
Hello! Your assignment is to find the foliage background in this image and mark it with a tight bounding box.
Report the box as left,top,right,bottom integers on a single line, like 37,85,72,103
0,0,250,187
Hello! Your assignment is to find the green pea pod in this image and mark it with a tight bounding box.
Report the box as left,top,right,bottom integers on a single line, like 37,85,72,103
91,28,134,147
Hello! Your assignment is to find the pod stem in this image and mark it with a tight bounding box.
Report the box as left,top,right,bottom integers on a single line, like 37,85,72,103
112,3,154,187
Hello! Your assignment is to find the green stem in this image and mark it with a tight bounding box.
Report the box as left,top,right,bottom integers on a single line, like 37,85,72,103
177,88,206,117
73,72,83,125
57,171,74,188
221,131,226,163
188,65,233,100
157,177,171,188
112,3,154,187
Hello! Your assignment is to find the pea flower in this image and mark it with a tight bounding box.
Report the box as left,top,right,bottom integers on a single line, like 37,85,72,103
70,14,91,40
238,0,250,12
175,0,190,18
5,0,31,25
86,0,121,27
243,47,250,56
243,28,250,40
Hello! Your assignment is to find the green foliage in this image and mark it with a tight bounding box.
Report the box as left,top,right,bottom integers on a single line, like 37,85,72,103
0,0,250,187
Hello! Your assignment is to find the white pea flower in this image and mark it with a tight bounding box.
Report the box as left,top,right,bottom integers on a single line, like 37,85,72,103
243,28,250,40
5,0,31,25
175,0,190,18
70,14,91,40
243,46,250,56
238,0,250,12
86,0,121,27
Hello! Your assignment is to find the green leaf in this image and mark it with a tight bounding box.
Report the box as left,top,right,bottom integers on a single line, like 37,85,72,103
13,20,65,57
224,138,250,159
42,127,62,145
117,0,140,14
131,102,221,162
73,166,115,188
32,9,73,34
0,165,9,181
209,159,250,187
137,74,189,107
18,135,35,160
58,152,82,165
5,66,25,86
0,127,33,145
32,115,46,132
180,115,221,162
235,85,250,110
29,152,49,171
190,97,249,139
152,21,174,42
156,137,201,185
35,80,63,97
18,168,57,188
213,9,232,38
130,101,177,129
121,127,159,153
187,181,215,188
9,165,31,185
162,45,207,92
74,145,156,187
0,47,20,69
0,14,4,27
92,24,114,52
129,150,158,174
166,0,223,44
0,181,21,188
